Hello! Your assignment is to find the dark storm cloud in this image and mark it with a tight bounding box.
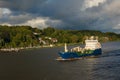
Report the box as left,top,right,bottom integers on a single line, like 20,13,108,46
0,0,120,33
0,0,47,12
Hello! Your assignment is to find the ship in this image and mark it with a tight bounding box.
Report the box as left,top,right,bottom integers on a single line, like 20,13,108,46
57,36,102,60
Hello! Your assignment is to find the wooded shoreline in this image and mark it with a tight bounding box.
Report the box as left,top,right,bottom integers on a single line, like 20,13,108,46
0,25,120,52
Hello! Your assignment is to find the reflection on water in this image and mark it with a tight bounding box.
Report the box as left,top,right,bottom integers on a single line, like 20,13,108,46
0,42,120,80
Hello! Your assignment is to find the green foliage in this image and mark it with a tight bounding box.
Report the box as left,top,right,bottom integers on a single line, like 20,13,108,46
0,25,120,48
0,25,40,48
41,27,120,43
43,27,55,36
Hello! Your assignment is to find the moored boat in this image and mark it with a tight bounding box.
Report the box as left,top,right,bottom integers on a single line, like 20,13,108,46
57,36,102,60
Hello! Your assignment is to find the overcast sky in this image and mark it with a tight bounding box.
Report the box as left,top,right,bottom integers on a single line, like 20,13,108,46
0,0,120,33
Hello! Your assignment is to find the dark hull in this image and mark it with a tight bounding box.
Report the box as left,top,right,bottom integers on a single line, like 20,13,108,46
58,48,102,59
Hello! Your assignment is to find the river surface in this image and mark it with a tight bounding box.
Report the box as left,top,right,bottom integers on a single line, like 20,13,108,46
0,42,120,80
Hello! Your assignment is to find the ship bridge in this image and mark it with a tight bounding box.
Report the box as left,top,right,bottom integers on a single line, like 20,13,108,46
85,38,101,50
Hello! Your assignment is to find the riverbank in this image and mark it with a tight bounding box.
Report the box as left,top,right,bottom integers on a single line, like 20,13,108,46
0,44,56,52
1,41,119,52
0,46,39,52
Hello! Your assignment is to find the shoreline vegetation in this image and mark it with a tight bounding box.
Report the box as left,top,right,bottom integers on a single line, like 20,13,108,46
0,25,120,52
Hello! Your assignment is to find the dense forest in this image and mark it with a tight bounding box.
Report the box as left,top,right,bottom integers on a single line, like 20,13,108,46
0,25,120,48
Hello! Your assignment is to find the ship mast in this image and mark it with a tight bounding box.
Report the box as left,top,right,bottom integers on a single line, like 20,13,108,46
64,43,68,52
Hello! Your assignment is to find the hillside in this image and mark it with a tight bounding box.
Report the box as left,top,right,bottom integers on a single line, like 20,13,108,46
0,25,120,48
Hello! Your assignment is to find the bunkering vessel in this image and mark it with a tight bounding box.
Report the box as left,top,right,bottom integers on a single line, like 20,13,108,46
57,36,102,60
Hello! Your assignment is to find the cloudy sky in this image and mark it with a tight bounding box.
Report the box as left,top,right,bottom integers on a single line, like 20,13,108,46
0,0,120,33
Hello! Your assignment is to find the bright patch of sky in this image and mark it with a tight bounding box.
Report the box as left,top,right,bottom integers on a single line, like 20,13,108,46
82,0,106,10
114,24,120,29
2,8,11,14
0,8,11,18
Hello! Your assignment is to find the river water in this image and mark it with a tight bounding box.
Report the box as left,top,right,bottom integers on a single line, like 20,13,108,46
0,42,120,80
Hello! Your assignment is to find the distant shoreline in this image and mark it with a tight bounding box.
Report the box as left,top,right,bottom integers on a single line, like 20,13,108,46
0,43,81,52
0,41,120,53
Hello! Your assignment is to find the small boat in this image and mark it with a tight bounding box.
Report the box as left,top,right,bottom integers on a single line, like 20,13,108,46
57,36,102,60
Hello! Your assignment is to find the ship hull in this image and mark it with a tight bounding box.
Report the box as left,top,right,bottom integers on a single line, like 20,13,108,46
58,48,102,59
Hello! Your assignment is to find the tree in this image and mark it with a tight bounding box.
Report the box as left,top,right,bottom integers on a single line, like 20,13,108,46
43,27,55,36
